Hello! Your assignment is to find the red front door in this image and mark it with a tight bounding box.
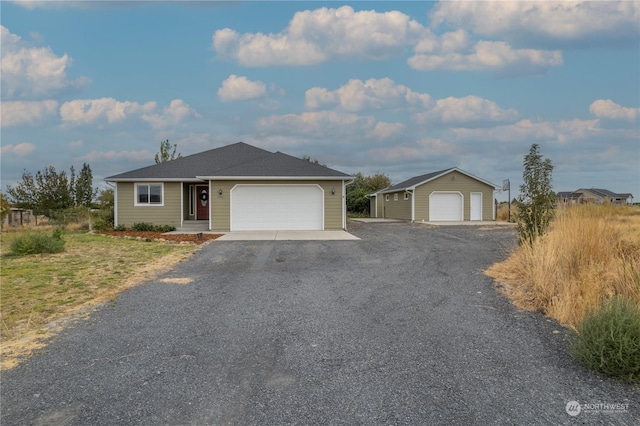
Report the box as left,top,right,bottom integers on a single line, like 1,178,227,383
196,186,209,220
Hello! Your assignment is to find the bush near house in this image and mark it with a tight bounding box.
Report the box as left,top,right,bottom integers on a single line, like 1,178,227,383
130,223,176,232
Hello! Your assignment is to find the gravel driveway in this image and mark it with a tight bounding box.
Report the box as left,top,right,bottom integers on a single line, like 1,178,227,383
2,222,638,425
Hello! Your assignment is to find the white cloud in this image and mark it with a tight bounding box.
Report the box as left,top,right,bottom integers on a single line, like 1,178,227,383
60,98,156,126
0,142,36,156
217,75,267,102
413,96,519,126
1,100,58,127
369,122,405,141
77,150,153,163
212,5,426,66
257,111,375,137
430,1,639,47
408,40,562,73
1,25,89,99
305,78,432,111
141,99,200,129
589,99,639,121
451,119,602,144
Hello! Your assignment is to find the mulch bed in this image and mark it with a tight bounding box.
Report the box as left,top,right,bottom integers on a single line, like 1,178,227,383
96,231,222,244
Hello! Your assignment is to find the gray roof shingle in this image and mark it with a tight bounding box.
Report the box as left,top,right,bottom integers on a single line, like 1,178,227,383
373,167,498,195
106,142,351,181
383,168,454,192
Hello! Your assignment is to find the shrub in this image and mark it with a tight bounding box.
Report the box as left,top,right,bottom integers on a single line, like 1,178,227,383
570,296,640,382
91,209,114,231
10,229,65,255
114,224,127,231
154,225,176,232
131,222,155,231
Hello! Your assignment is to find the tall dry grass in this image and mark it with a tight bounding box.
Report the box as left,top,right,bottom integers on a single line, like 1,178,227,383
486,204,640,330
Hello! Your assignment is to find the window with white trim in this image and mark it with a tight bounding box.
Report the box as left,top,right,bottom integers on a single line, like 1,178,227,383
385,194,389,201
135,183,164,206
404,192,409,200
394,193,398,201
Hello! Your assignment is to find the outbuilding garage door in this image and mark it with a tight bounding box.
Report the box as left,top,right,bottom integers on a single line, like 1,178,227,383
429,192,463,221
231,185,323,231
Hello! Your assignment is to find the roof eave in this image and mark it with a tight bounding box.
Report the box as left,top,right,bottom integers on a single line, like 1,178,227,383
105,178,205,183
196,175,352,181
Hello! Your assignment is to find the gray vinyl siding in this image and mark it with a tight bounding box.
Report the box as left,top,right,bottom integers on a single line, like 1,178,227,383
383,191,412,220
116,182,182,227
210,180,344,232
414,172,494,221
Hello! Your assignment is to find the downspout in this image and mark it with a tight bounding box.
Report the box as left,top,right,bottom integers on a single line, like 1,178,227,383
407,189,415,222
343,179,354,230
180,184,184,229
108,181,118,228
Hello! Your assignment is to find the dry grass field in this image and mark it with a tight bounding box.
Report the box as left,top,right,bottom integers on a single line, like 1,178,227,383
486,204,640,330
0,229,203,369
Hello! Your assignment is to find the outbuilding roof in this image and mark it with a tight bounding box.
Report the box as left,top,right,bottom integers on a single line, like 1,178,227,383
377,167,498,194
106,142,351,181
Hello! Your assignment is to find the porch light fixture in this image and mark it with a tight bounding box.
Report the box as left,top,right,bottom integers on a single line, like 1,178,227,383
331,188,335,195
218,189,223,195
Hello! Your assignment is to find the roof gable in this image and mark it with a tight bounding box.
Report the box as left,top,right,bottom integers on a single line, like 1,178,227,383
106,142,350,181
380,168,497,193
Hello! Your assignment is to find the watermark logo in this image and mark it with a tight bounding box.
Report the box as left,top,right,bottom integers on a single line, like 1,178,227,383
566,401,581,416
565,400,629,416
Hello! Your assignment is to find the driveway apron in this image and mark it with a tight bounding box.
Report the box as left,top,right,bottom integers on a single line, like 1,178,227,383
2,222,638,425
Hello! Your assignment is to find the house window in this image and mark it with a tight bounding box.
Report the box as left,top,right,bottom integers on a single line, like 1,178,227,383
404,192,409,200
135,183,164,206
385,194,389,201
394,193,398,201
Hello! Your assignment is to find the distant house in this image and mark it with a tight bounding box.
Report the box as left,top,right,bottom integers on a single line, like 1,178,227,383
367,168,498,222
556,188,633,205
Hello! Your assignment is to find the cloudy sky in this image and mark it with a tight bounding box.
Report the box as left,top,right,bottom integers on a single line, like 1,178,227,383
1,1,639,201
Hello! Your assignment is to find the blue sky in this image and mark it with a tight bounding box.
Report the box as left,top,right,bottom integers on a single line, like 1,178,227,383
1,1,639,201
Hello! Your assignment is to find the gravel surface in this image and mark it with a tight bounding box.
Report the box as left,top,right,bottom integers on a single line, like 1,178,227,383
2,222,638,425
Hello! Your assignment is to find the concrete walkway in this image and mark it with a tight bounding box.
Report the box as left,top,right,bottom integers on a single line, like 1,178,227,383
418,220,516,226
216,230,360,241
349,218,405,223
350,218,515,226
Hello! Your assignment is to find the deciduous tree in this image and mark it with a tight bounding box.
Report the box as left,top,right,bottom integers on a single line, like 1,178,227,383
346,172,391,214
514,143,555,245
155,139,182,163
75,163,97,207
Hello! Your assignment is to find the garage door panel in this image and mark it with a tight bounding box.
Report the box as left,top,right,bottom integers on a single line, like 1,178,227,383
430,193,463,221
231,185,323,231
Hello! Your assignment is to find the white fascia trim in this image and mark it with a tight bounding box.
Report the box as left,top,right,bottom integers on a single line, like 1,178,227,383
106,178,204,183
197,176,351,181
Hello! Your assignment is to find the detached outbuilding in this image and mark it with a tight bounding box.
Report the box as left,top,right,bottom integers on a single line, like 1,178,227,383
368,168,498,222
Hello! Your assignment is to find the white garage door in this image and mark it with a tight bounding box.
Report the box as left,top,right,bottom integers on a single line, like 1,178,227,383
429,192,463,221
231,185,323,231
